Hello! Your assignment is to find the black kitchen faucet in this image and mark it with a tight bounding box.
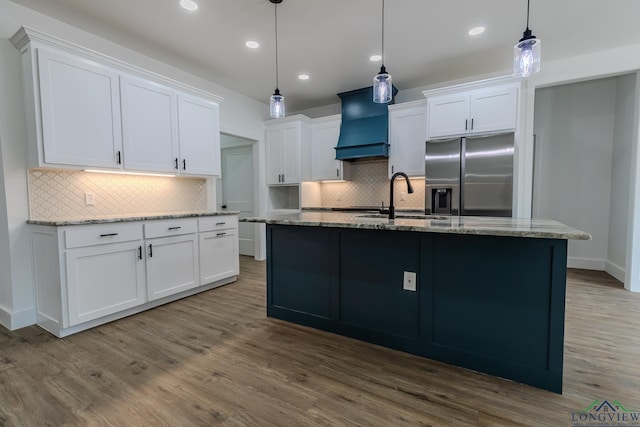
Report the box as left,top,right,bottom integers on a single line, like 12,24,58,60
388,172,414,220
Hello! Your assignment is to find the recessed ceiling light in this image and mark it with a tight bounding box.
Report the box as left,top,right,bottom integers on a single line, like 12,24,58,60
298,74,310,80
179,0,198,11
369,54,382,62
245,41,260,49
468,26,486,36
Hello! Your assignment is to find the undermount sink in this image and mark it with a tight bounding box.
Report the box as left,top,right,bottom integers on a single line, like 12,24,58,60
357,213,452,220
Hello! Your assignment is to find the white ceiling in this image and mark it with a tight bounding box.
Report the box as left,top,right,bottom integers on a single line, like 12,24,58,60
8,0,640,111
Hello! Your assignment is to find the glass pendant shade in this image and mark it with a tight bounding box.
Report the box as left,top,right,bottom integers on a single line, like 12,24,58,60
373,66,392,103
270,89,285,119
514,36,541,77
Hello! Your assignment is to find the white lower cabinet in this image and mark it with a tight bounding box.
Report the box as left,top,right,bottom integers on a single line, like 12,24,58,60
66,240,146,326
145,234,199,301
31,215,239,337
199,216,239,285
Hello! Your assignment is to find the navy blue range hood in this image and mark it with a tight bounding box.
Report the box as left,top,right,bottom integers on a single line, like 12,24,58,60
335,85,398,161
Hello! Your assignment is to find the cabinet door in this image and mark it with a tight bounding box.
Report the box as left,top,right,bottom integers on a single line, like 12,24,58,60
177,93,221,176
37,48,122,168
145,234,199,301
311,119,343,181
121,76,179,173
199,229,239,285
389,104,428,178
282,124,301,184
66,240,145,326
469,87,518,134
265,127,283,184
427,94,470,139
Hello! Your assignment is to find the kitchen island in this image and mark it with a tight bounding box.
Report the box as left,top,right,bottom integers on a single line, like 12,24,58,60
243,212,590,393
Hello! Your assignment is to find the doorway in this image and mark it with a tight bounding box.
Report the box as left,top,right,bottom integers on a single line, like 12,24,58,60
218,134,256,257
532,74,636,284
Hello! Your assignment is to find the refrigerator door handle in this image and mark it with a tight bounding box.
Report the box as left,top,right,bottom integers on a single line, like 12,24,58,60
460,137,466,216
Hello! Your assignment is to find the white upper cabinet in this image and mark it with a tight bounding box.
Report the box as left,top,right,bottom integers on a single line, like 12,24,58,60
265,115,311,185
121,75,179,173
426,95,470,139
311,115,350,181
178,93,221,176
37,48,123,168
469,88,518,135
426,83,519,139
388,100,428,178
12,28,223,175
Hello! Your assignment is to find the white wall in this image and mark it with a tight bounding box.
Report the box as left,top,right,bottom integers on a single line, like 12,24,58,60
607,74,636,281
0,132,13,328
0,0,270,329
0,38,33,328
533,78,618,270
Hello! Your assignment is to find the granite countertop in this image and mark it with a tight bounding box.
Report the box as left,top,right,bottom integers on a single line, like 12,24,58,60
241,212,591,240
28,211,240,227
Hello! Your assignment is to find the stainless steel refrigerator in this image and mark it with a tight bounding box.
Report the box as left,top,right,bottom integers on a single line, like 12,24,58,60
425,133,514,217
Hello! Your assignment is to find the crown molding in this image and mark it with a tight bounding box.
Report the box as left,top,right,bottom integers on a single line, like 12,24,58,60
11,26,224,104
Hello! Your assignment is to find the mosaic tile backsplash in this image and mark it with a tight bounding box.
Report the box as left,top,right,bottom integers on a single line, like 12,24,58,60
320,160,425,209
28,169,207,220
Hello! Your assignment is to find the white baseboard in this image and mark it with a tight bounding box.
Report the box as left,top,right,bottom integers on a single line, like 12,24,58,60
605,261,625,283
567,257,606,271
0,305,36,331
0,304,10,330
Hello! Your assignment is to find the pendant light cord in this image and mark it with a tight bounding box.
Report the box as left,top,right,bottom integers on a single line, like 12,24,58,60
525,0,530,30
381,0,385,67
274,2,279,90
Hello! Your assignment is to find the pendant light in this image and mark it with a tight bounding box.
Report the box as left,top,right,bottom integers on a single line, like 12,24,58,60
373,0,392,103
513,0,541,78
269,0,285,118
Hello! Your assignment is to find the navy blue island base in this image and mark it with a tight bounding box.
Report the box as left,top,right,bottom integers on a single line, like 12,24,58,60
266,224,568,393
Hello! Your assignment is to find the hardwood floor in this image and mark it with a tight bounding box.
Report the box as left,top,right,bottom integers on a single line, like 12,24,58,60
1,257,639,426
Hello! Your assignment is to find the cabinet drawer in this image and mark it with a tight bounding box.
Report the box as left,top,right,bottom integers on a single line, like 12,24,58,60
65,223,143,249
198,216,238,232
144,218,197,239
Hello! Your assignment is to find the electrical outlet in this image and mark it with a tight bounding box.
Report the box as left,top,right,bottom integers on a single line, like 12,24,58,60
403,271,417,291
85,192,95,206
